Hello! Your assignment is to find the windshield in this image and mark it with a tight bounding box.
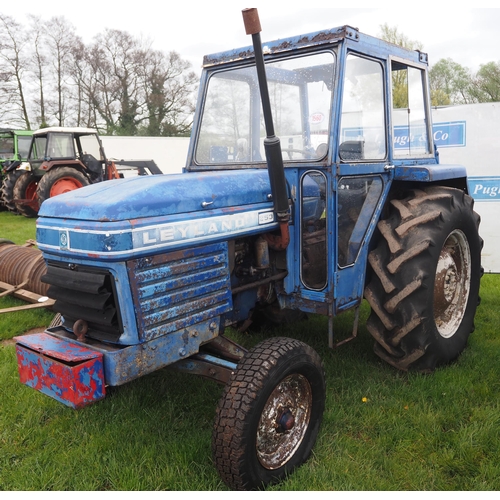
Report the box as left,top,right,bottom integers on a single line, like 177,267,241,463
46,132,75,159
195,51,335,166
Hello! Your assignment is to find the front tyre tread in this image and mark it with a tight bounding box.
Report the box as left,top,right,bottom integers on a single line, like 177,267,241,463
212,337,325,490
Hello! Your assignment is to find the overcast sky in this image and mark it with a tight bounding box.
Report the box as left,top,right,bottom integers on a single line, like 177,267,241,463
1,2,499,74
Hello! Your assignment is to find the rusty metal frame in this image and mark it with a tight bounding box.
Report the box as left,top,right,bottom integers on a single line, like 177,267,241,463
0,240,54,314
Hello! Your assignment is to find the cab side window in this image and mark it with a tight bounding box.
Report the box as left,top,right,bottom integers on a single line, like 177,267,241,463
391,61,431,156
339,55,386,162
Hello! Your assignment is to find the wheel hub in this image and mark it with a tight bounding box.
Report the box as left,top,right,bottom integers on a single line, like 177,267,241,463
256,373,312,470
50,177,84,196
434,229,471,338
277,408,295,432
435,253,458,306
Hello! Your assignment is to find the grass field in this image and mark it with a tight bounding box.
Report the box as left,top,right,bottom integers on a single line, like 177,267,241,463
1,210,499,491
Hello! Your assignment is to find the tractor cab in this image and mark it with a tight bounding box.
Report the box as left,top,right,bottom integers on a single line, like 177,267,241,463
0,128,32,169
28,127,107,180
187,25,446,330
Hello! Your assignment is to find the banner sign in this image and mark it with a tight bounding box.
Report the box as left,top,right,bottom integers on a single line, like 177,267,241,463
468,177,500,201
431,121,466,148
394,121,466,149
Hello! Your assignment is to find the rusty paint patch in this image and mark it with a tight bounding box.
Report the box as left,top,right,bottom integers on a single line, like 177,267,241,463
15,333,105,408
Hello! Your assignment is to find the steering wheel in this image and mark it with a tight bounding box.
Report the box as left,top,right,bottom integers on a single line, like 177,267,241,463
284,148,316,160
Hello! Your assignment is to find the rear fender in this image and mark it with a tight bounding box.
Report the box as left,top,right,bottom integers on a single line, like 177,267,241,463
394,163,468,190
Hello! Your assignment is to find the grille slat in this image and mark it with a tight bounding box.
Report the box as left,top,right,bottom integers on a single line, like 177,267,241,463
48,286,111,309
134,253,225,284
140,277,229,314
137,266,227,299
142,289,231,325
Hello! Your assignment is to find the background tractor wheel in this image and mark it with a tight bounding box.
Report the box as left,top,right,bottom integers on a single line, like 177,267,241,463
212,337,325,490
1,170,23,214
36,167,90,207
364,186,482,373
12,172,39,218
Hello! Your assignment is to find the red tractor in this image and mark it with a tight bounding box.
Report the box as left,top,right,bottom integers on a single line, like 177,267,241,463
3,127,161,217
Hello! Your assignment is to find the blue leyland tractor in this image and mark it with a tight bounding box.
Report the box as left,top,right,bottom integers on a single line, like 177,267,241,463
15,9,482,490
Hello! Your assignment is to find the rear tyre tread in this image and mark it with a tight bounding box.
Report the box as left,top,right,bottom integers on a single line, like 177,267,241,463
365,186,482,373
12,172,38,218
1,170,23,214
36,166,90,207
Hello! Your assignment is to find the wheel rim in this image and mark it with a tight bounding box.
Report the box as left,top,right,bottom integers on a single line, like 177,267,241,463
49,177,84,196
434,229,471,338
25,180,38,200
256,373,312,470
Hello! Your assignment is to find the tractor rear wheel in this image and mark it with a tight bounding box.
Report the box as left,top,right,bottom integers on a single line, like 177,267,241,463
212,337,325,490
364,186,482,373
36,167,90,207
12,172,39,218
1,170,23,214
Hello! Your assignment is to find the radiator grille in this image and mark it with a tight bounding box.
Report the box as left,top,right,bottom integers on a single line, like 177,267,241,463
41,263,122,342
127,242,232,342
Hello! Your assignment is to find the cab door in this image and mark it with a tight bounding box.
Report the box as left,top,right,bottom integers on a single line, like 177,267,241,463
333,53,392,313
284,53,390,315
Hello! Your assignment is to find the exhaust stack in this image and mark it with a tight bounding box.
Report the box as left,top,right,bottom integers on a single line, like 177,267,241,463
242,8,290,250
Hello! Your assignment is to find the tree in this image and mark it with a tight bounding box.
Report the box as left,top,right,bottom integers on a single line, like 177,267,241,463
85,29,144,135
470,61,500,102
69,39,91,127
138,49,197,136
0,14,197,135
0,14,31,128
429,58,476,105
27,15,51,128
76,41,118,133
45,16,81,126
79,30,197,136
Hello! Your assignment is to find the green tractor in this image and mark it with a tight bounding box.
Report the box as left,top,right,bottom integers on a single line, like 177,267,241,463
0,128,33,212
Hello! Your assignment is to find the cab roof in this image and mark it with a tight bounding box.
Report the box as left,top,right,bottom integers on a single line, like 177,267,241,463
33,126,98,136
203,25,428,67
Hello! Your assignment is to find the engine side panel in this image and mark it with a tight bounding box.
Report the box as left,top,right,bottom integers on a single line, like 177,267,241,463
127,242,233,342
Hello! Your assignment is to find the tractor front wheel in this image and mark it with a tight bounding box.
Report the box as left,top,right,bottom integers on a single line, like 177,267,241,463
12,172,39,218
212,337,325,490
364,186,482,373
36,167,90,207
